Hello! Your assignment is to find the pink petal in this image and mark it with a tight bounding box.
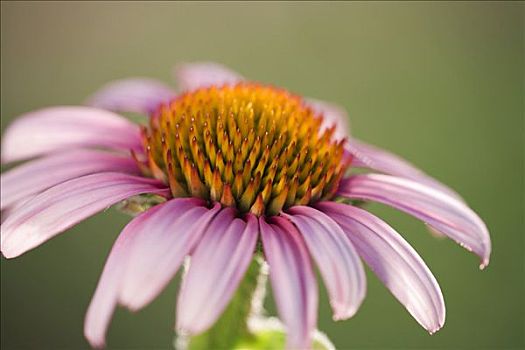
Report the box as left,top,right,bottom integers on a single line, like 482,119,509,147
346,138,464,200
1,150,140,209
260,216,318,349
174,62,243,92
305,98,350,141
84,215,136,349
1,106,142,163
86,78,176,114
84,198,218,348
338,174,491,268
176,211,258,334
0,173,169,258
317,201,445,333
1,195,34,224
284,206,366,320
119,200,220,310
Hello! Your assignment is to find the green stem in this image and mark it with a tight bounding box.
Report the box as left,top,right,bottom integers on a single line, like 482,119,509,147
184,257,262,350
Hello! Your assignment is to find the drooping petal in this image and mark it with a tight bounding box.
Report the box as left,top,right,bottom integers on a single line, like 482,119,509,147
317,201,446,333
283,206,366,320
260,216,318,349
338,174,491,268
1,106,142,163
305,98,350,141
176,211,258,334
174,62,243,92
118,199,220,310
346,138,463,200
86,78,176,114
84,198,216,348
84,214,137,349
1,150,140,209
0,173,169,258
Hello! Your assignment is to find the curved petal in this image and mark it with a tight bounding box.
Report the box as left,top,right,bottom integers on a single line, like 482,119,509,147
0,173,169,258
338,174,491,268
260,216,317,349
1,106,142,163
85,198,218,348
174,62,243,92
119,200,220,310
1,150,140,210
317,201,445,333
346,139,463,200
176,212,258,334
84,213,137,349
283,206,366,320
86,78,176,114
305,98,350,141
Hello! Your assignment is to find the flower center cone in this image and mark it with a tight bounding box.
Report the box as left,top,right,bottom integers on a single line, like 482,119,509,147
139,83,350,216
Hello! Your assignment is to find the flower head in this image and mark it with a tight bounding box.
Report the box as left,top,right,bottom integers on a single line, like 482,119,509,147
142,83,348,215
0,62,491,349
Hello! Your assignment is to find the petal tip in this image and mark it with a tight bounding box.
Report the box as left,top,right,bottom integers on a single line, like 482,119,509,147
479,259,490,270
84,327,107,349
1,250,18,259
428,324,443,335
331,308,357,322
329,299,361,321
120,299,142,313
0,236,24,259
476,242,490,270
427,314,445,335
118,287,156,314
174,62,242,92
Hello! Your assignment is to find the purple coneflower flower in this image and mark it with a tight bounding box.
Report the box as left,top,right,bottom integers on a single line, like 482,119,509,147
0,62,491,349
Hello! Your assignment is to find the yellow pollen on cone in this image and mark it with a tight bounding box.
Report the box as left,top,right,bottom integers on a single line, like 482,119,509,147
140,83,350,216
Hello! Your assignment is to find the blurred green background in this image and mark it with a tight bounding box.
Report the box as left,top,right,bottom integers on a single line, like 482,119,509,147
1,2,523,349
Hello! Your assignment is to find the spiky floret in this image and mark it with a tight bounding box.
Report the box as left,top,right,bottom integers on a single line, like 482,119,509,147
138,83,350,216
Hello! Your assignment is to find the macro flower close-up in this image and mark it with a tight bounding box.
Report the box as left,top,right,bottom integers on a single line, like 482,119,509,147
1,2,523,350
0,62,491,348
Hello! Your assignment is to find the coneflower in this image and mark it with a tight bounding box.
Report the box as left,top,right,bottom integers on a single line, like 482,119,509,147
0,62,491,349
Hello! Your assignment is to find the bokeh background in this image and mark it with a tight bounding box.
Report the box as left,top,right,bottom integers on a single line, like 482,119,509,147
1,2,523,349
